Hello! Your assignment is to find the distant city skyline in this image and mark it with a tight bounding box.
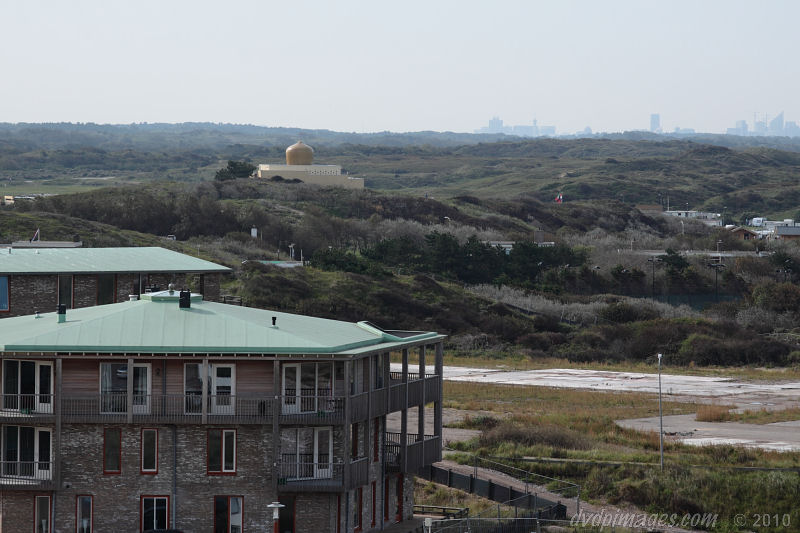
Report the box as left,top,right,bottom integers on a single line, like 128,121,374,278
1,1,798,134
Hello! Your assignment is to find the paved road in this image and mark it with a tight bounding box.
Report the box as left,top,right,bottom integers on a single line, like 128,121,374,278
617,414,800,452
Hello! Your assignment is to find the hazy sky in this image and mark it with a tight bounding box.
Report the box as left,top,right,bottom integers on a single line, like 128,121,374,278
1,0,797,134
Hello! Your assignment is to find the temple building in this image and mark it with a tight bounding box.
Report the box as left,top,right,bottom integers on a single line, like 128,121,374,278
256,141,365,189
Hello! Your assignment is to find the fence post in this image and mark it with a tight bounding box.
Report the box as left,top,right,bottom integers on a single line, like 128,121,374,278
474,455,478,479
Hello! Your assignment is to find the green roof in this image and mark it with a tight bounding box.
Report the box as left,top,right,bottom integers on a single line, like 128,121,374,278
0,247,230,274
0,292,439,354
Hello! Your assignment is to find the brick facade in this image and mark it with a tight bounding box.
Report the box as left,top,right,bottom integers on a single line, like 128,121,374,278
2,272,224,318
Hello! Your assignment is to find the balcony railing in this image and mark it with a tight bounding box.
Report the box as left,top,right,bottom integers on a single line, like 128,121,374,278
61,394,273,424
0,461,54,488
0,395,54,417
279,394,344,424
277,460,344,491
385,432,441,473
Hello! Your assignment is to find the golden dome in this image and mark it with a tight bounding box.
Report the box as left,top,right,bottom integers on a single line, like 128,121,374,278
285,141,314,165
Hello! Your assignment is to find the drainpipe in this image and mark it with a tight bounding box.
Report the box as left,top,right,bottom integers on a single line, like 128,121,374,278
172,424,178,527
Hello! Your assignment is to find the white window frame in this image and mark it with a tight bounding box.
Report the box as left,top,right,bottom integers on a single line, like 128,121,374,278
99,363,151,414
2,360,53,414
140,496,169,532
35,494,51,533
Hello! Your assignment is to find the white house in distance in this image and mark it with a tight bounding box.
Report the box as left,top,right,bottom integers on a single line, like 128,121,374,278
256,141,365,189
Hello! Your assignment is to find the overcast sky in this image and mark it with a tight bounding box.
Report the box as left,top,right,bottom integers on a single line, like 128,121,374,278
1,0,797,134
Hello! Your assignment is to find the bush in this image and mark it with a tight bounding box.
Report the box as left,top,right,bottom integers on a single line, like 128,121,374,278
480,422,591,450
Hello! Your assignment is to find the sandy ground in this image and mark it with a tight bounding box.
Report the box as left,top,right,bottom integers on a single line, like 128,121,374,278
389,363,800,451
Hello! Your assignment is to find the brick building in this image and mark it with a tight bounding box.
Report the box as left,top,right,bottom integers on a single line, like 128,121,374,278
0,247,231,317
0,291,444,532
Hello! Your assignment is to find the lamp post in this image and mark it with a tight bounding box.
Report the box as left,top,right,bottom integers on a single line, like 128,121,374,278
657,352,663,472
267,501,285,533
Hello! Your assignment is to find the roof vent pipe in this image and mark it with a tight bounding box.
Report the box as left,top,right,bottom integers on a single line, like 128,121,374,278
57,304,66,324
179,291,191,309
272,316,277,327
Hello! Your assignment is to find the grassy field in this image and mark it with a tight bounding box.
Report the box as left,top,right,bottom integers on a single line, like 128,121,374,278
441,381,800,531
697,404,800,424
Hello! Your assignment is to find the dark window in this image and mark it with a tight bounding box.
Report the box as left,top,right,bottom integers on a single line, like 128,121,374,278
97,274,115,305
76,495,92,533
141,496,168,532
141,429,157,474
104,428,121,474
0,276,8,311
58,275,72,309
214,496,243,533
208,429,236,474
35,495,51,533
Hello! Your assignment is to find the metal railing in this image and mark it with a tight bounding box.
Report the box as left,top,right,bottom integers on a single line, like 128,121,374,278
277,461,344,491
0,395,54,415
0,461,54,486
385,432,441,472
61,394,273,423
279,394,344,423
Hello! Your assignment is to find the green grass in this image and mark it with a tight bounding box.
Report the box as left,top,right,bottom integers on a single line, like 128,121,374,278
444,381,800,531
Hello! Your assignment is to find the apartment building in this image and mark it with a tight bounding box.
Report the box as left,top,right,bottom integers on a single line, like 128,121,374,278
0,247,231,317
0,290,444,532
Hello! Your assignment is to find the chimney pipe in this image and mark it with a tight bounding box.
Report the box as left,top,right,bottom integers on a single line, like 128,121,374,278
57,304,66,324
272,316,277,327
179,291,191,309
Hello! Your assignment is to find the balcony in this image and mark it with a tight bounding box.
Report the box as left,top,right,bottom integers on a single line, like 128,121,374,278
61,394,273,424
279,393,344,425
276,456,369,492
0,395,54,422
385,432,442,473
0,461,55,489
388,373,440,412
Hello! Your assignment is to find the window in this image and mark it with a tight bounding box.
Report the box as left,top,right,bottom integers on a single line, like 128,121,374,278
103,428,121,474
141,429,158,474
58,275,73,309
35,495,51,533
96,274,116,305
184,363,237,415
2,426,51,479
76,495,93,533
100,363,151,414
352,488,362,532
375,353,384,389
0,276,8,312
141,496,169,532
2,360,52,413
214,496,243,533
208,429,236,474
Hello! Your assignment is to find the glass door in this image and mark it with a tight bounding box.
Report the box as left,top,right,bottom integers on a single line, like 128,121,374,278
211,365,235,415
313,427,332,479
282,364,300,414
132,364,151,414
36,363,53,413
35,428,51,479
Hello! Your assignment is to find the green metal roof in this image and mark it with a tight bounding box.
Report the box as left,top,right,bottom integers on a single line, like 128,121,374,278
0,292,438,355
0,247,230,274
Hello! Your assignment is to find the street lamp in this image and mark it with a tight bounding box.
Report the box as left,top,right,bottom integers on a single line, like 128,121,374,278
657,353,664,472
267,502,285,533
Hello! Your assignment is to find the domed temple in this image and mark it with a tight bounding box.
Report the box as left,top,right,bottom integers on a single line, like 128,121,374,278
256,141,365,189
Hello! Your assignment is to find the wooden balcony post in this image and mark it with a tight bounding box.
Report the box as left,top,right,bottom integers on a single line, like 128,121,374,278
343,359,351,489
54,358,62,488
434,342,443,440
401,348,408,472
272,358,280,492
126,358,134,423
201,358,208,424
418,345,426,439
